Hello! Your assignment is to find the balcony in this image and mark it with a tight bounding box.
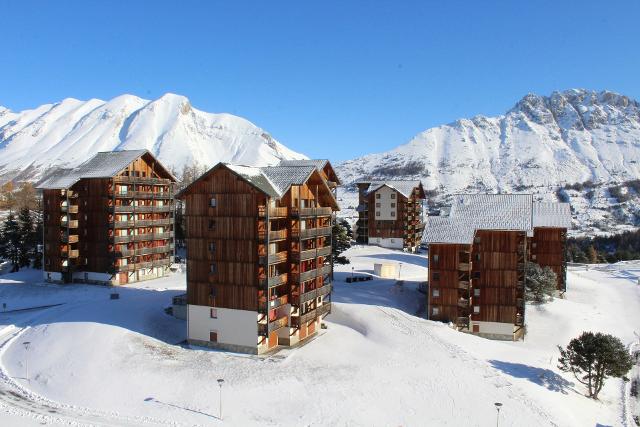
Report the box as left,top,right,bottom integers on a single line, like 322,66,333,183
269,229,288,241
259,251,288,265
110,205,171,213
291,226,332,239
259,273,288,289
456,316,470,327
291,265,331,284
60,204,79,213
258,315,289,335
457,280,470,290
317,301,331,317
457,298,469,308
61,220,79,228
291,309,317,328
291,245,332,262
291,283,332,306
291,207,333,218
113,218,174,228
112,232,173,244
458,262,470,270
61,234,79,244
258,295,289,313
113,176,172,185
258,206,289,218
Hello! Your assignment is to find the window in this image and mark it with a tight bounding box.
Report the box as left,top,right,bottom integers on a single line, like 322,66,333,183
209,331,218,342
390,203,395,208
432,289,440,298
432,254,439,264
432,307,439,316
209,242,216,253
210,263,217,274
473,306,480,314
210,308,218,318
390,211,395,217
475,253,481,262
376,211,380,217
390,239,395,243
209,220,216,229
376,203,381,208
376,193,381,199
210,197,217,207
391,193,396,199
474,288,480,297
531,254,537,261
432,271,440,281
473,271,480,279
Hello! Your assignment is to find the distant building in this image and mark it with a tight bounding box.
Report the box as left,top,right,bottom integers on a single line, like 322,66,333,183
36,150,177,285
423,194,571,340
355,181,426,252
177,160,340,354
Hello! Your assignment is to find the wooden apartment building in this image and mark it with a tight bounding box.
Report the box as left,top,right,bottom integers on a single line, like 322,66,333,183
177,160,340,354
423,195,571,340
36,150,177,285
355,181,426,252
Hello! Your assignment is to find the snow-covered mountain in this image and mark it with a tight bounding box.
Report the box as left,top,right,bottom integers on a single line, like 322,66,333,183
338,89,640,191
337,89,640,235
0,93,306,182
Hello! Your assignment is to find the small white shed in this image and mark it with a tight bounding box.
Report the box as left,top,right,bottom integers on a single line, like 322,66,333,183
374,263,397,278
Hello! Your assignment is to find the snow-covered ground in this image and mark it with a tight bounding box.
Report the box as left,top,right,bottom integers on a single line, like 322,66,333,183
0,246,638,426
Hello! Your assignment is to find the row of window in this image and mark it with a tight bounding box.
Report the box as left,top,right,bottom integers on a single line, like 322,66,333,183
376,211,395,217
432,288,481,298
431,271,481,281
375,193,396,199
375,202,396,208
431,306,481,316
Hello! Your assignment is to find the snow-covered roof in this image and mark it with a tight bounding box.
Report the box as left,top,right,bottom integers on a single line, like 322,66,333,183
225,164,281,198
423,194,570,244
260,165,317,196
278,159,329,170
362,181,423,198
533,202,572,228
36,150,174,189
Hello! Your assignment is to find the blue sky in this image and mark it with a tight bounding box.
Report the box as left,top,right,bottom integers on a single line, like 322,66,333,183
2,1,639,160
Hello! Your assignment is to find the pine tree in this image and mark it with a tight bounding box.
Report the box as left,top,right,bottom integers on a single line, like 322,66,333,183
17,207,35,268
2,212,21,272
524,262,557,303
587,245,599,264
332,219,352,265
558,332,633,399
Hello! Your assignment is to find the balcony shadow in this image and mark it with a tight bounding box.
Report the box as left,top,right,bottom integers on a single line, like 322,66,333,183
488,360,574,394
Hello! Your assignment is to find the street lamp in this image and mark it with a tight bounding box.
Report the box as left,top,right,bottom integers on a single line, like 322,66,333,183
351,267,354,282
494,402,503,427
398,262,403,280
217,378,225,420
22,341,31,383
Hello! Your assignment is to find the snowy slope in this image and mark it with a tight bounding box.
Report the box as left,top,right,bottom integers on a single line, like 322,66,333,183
0,94,306,182
338,89,640,191
1,247,639,426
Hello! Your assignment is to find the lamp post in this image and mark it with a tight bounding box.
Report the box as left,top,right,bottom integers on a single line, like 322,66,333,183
398,262,403,280
217,378,224,420
22,341,31,383
494,402,503,427
351,267,354,282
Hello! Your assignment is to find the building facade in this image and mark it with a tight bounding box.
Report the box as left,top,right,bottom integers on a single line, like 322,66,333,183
355,181,425,252
37,150,177,285
177,160,340,354
424,195,571,340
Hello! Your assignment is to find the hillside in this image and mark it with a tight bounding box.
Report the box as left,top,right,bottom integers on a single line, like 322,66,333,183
337,89,640,235
0,94,305,182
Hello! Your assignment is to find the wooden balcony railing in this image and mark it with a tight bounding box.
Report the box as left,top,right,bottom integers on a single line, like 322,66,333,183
258,295,289,313
457,281,470,291
291,245,332,262
61,220,79,228
291,308,319,327
258,315,289,335
257,206,289,218
259,273,288,289
457,298,470,308
291,265,331,284
268,229,287,241
113,176,172,185
458,262,470,270
60,205,79,213
291,226,332,239
110,205,171,213
291,283,332,306
290,207,333,218
317,301,331,317
61,234,79,244
259,251,288,265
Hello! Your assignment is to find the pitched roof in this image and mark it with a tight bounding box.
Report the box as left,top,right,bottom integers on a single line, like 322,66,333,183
37,150,175,189
225,164,281,198
363,180,423,198
423,194,571,244
533,202,572,228
278,159,329,170
260,165,317,195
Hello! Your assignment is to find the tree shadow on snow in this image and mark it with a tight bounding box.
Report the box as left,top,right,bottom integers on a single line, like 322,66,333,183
489,360,574,394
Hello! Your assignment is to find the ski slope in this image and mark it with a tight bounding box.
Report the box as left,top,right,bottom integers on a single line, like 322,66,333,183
0,248,638,426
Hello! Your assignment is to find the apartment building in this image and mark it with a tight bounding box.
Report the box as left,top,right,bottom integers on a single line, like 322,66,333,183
177,161,340,354
355,181,425,252
423,194,571,340
37,150,177,285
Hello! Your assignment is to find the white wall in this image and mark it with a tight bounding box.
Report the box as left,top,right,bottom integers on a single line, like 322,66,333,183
374,263,397,278
72,271,112,283
188,305,258,348
372,186,398,220
471,320,516,336
369,237,403,249
44,271,63,282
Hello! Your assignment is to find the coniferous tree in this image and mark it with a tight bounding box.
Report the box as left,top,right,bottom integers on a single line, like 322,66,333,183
32,211,43,269
332,219,352,265
524,262,557,303
558,332,633,399
17,207,35,268
2,212,21,272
